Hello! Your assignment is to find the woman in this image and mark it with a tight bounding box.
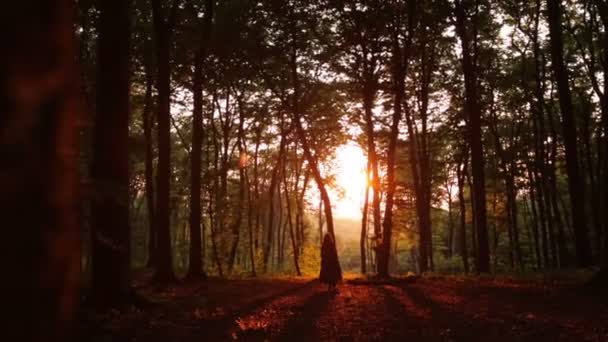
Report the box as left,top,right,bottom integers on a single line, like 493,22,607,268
319,233,342,292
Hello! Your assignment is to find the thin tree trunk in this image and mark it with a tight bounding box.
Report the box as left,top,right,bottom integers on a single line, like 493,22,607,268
457,153,470,273
142,37,157,269
283,157,301,275
361,162,371,274
262,129,288,272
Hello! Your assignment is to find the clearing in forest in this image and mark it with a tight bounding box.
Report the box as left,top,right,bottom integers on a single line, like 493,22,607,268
81,276,608,341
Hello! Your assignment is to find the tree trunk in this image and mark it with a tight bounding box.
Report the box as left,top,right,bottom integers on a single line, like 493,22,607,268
361,162,371,274
151,0,179,284
379,1,416,277
454,0,490,272
186,0,213,280
457,155,470,273
142,36,157,269
288,42,336,242
263,129,288,272
283,155,301,275
90,0,132,307
2,1,81,339
546,0,592,267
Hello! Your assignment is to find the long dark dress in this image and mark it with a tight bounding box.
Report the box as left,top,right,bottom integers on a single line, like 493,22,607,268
319,233,342,285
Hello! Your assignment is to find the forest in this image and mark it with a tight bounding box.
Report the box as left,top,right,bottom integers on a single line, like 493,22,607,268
2,0,608,341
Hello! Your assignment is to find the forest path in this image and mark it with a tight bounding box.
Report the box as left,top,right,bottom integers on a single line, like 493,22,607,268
83,276,608,341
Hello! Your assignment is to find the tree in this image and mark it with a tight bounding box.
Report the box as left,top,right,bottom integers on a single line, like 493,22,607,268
454,0,490,272
90,0,132,306
1,1,81,339
151,0,180,284
379,0,417,277
545,0,592,267
187,0,213,280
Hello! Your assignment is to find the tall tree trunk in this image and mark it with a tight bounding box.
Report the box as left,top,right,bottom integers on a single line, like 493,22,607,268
457,155,470,273
2,1,81,339
288,33,337,242
151,0,179,284
528,167,544,269
187,0,213,279
361,162,371,274
245,165,256,276
447,178,455,258
282,154,301,275
380,1,416,278
362,89,382,264
454,0,490,272
262,129,288,272
143,37,157,269
546,0,592,267
90,0,132,307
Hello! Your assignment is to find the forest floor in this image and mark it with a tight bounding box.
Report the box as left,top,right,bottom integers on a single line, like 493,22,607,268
80,273,608,342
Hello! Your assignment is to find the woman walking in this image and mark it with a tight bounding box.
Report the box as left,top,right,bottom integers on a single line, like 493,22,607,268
319,233,342,292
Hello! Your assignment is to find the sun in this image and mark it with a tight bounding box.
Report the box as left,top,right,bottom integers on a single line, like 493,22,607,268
330,144,368,219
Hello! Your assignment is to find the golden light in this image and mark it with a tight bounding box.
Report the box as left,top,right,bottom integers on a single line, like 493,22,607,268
330,144,368,219
239,152,249,168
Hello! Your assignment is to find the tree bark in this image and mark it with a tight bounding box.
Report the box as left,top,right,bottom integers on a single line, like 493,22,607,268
142,37,157,269
151,0,179,284
90,0,132,307
1,1,81,339
454,0,490,272
457,153,470,273
262,128,288,272
282,152,301,275
187,0,213,279
546,0,592,267
379,0,416,278
361,161,371,274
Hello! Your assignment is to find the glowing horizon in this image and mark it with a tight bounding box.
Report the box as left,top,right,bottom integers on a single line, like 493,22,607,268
330,143,368,220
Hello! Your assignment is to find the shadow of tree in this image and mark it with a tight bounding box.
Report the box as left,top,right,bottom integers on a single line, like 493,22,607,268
272,290,335,341
386,284,564,342
194,280,318,341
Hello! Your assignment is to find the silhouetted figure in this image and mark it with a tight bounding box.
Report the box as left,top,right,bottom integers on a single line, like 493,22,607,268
319,233,342,292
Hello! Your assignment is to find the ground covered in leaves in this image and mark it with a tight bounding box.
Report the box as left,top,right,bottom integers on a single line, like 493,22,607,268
80,274,608,341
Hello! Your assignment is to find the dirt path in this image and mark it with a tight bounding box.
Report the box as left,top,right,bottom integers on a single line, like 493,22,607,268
82,277,608,341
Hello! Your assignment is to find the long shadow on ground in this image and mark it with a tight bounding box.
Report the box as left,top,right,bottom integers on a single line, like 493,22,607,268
196,279,317,341
271,290,335,342
386,284,566,341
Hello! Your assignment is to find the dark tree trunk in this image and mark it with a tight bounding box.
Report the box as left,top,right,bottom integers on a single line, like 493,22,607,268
288,35,337,242
528,167,544,269
454,0,490,272
90,0,132,307
263,129,288,272
592,0,608,270
361,162,370,274
546,0,592,267
447,178,455,258
282,154,301,275
379,1,416,278
245,165,256,276
362,90,382,264
457,155,470,273
143,38,157,269
151,0,179,284
2,2,81,339
187,0,213,279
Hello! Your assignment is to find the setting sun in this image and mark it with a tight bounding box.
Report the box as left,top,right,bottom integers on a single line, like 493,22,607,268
331,144,368,219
